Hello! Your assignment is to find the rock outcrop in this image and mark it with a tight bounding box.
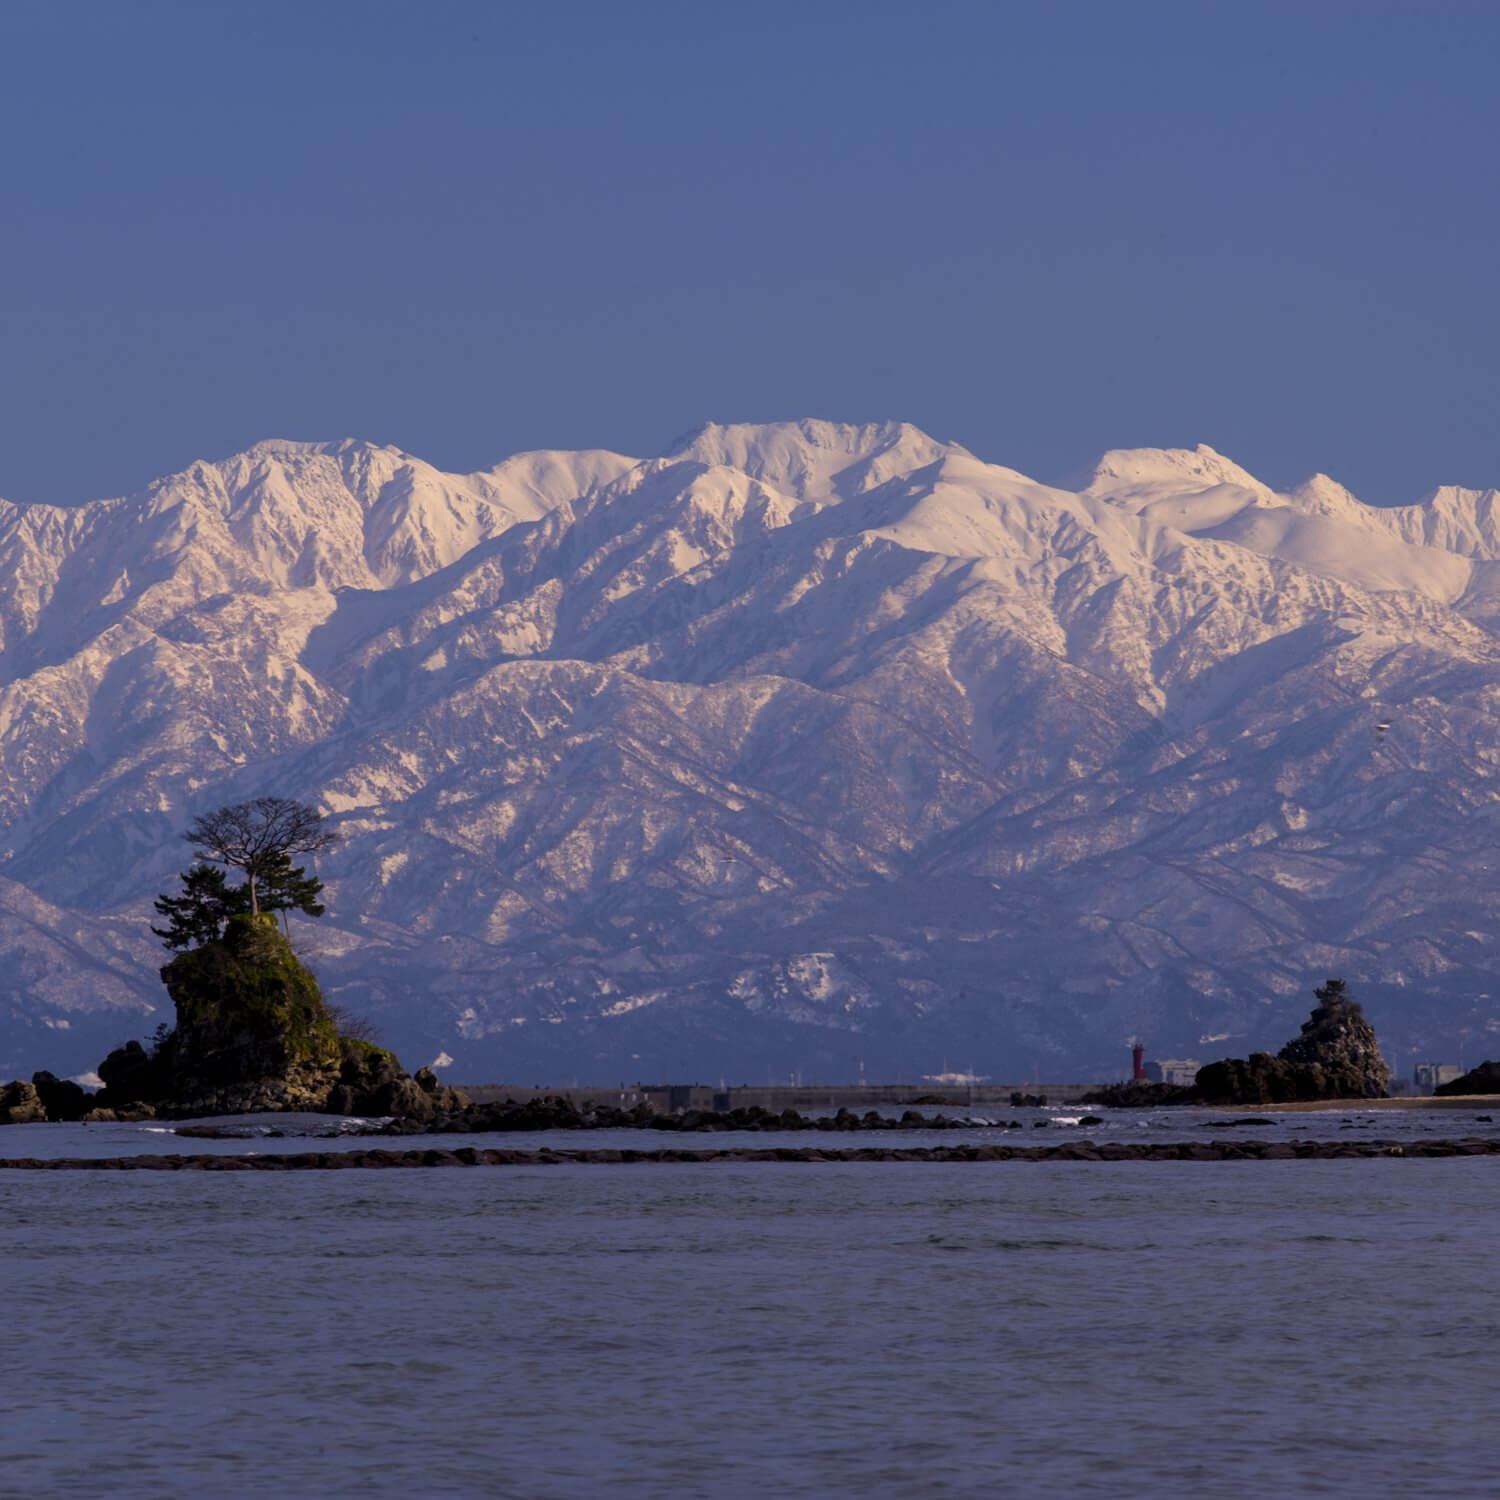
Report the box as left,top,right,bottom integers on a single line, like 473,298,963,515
30,1071,91,1122
0,1080,47,1124
153,914,344,1116
1434,1061,1500,1097
1087,980,1391,1107
1194,1053,1343,1105
326,1046,468,1122
1274,980,1390,1096
4,913,466,1124
0,1073,99,1123
1194,981,1389,1104
8,1137,1500,1170
94,1040,169,1114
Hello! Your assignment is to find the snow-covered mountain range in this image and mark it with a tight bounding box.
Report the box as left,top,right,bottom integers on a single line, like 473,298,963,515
5,420,1500,1084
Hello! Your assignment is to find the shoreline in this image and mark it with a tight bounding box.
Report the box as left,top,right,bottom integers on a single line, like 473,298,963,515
1203,1094,1500,1113
5,1137,1500,1169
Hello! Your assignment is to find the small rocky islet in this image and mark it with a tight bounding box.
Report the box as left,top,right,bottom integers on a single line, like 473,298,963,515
1080,980,1394,1108
1,915,464,1127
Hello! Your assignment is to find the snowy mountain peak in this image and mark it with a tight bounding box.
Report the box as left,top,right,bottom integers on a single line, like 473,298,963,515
1283,472,1379,526
663,419,966,503
1421,483,1500,513
483,447,638,505
1084,442,1273,504
1288,472,1362,508
239,437,399,461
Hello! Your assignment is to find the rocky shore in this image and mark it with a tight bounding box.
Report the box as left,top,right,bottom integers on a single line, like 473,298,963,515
367,1099,1103,1135
2,1137,1496,1169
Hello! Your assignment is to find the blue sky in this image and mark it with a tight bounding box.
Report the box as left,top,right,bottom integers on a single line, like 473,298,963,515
1,0,1496,505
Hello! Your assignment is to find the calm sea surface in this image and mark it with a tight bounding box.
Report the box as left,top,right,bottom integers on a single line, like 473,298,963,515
3,1114,1498,1498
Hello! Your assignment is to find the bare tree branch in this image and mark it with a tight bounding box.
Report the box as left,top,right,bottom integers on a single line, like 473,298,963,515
183,797,337,915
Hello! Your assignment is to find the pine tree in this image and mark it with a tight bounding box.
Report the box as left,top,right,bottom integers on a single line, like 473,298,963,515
256,852,327,924
151,853,327,950
151,863,248,949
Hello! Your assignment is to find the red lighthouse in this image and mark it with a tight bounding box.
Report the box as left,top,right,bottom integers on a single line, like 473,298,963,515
1131,1041,1146,1081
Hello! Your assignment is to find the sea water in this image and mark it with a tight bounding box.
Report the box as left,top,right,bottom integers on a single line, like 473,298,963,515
3,1139,1498,1498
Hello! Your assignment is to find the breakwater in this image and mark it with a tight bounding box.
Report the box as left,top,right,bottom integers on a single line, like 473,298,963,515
3,1137,1496,1169
378,1100,1059,1135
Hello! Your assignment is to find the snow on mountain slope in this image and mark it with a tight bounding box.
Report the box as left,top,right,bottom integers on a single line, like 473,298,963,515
1197,508,1471,603
1086,444,1483,609
1381,484,1500,557
666,419,966,503
181,438,634,589
5,424,1500,1083
1085,441,1276,507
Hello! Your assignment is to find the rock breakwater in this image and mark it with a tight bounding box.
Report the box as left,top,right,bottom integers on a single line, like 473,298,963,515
373,1100,1048,1135
4,1138,1499,1169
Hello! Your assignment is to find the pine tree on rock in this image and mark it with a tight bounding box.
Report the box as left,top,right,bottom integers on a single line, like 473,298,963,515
151,851,329,950
151,863,247,949
256,851,328,925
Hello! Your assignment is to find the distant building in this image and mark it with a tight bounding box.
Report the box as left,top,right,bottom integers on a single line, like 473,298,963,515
1148,1058,1202,1087
1413,1062,1464,1094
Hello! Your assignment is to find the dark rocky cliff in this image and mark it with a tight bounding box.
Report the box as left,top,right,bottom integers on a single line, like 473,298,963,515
1275,980,1391,1094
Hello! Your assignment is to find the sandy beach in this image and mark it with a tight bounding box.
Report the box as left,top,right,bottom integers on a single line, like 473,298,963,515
1208,1094,1500,1114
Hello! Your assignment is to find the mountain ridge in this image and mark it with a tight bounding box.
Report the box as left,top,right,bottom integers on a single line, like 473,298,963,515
4,422,1500,1084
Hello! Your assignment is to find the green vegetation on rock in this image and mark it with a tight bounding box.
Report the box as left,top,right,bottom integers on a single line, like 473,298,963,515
136,807,463,1117
152,854,326,949
162,914,343,1104
5,799,473,1123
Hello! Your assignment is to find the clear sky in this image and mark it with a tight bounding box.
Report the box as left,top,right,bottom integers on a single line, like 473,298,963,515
2,0,1496,506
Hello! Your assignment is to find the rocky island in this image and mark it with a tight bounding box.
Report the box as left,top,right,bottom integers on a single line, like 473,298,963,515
1,913,464,1125
0,797,468,1126
1083,980,1393,1108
